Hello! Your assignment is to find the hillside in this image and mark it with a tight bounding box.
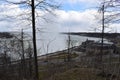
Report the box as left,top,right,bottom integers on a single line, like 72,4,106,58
62,32,120,39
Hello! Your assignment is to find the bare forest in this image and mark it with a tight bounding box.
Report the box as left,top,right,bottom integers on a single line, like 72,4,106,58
0,0,120,80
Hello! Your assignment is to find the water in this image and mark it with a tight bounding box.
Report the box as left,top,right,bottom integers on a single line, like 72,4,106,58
36,32,101,55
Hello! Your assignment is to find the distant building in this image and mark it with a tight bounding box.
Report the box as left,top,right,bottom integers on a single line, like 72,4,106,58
81,39,115,56
81,39,94,49
86,42,114,56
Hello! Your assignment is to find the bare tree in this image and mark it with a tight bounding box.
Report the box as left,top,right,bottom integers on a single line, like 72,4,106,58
0,31,36,80
65,33,77,62
1,0,60,80
95,0,120,79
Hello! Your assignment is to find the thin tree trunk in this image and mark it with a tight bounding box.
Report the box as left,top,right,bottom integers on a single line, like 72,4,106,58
31,0,39,80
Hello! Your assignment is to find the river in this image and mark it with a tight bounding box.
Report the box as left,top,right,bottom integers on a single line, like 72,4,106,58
36,32,101,55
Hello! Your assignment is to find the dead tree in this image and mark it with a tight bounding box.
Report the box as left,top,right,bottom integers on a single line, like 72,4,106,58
65,33,77,62
24,41,34,79
2,0,60,79
96,0,120,78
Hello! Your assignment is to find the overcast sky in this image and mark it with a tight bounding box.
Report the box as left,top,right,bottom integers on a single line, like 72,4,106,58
0,0,119,32
0,0,120,54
